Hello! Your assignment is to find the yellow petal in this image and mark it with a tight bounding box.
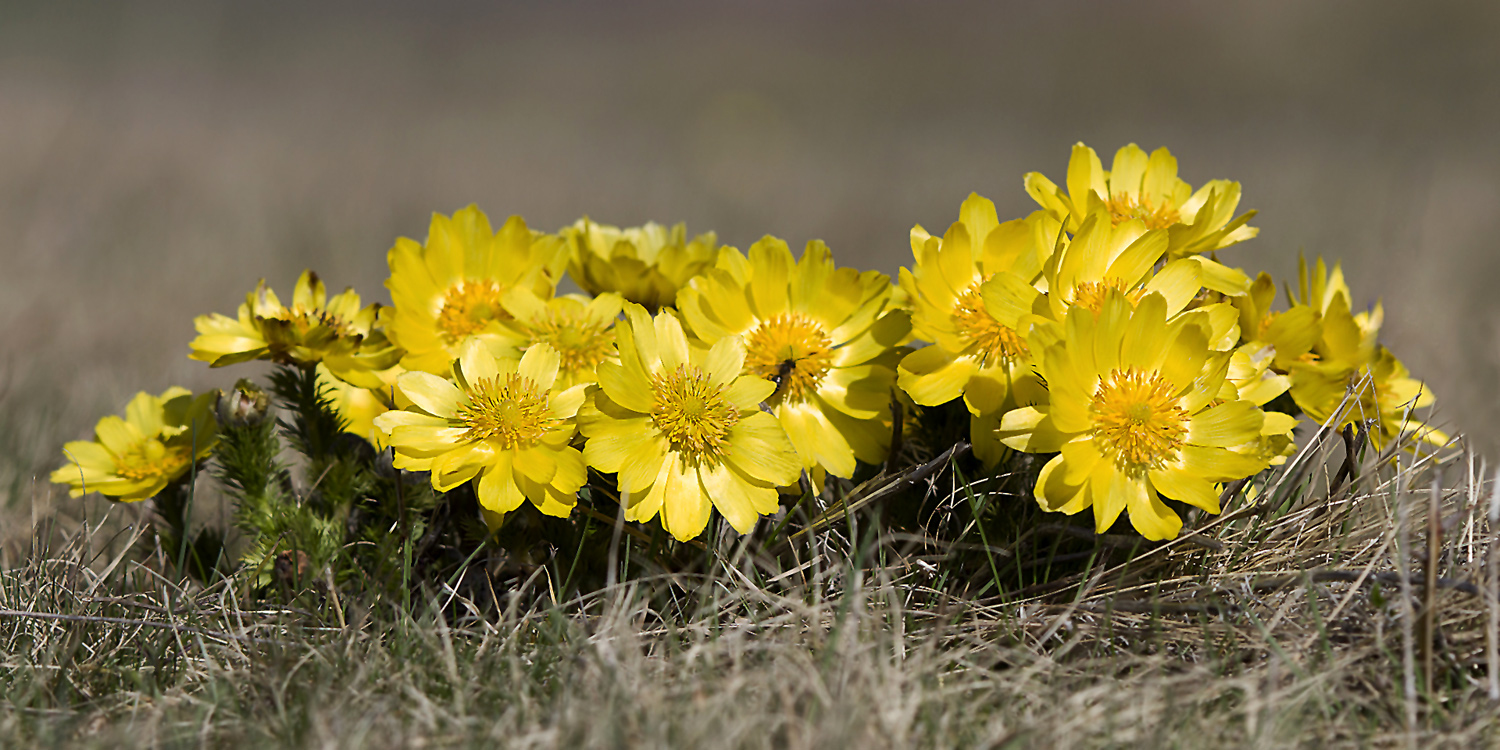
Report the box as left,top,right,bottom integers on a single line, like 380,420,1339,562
724,411,801,486
897,347,976,407
1148,468,1220,514
477,454,526,514
660,459,713,542
1186,401,1264,447
517,343,560,392
398,371,466,418
1035,454,1089,514
1126,481,1183,541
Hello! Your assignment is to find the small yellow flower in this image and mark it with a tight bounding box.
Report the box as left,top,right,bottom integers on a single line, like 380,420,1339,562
999,291,1272,540
492,289,624,390
1025,142,1258,259
1284,256,1445,449
375,342,588,518
385,206,569,375
1231,271,1322,371
562,217,720,311
190,270,400,386
579,304,801,541
895,193,1059,464
677,237,909,479
52,387,218,501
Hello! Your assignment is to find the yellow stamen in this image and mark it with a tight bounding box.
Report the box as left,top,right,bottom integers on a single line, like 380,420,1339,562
952,282,1028,367
743,313,834,404
1090,368,1188,474
650,364,740,464
115,440,192,482
1071,279,1145,314
527,308,615,377
438,280,506,339
456,373,556,449
1106,193,1181,230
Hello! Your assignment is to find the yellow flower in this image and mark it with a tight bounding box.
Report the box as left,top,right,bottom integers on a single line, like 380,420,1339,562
190,270,400,386
1231,271,1322,371
1025,142,1258,259
563,217,720,311
1284,257,1445,449
374,342,588,518
385,206,569,375
998,291,1271,540
677,237,909,479
579,304,801,541
317,364,393,448
491,289,624,390
52,387,218,501
895,193,1060,464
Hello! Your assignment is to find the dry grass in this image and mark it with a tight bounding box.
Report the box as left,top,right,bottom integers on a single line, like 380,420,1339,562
4,414,1500,748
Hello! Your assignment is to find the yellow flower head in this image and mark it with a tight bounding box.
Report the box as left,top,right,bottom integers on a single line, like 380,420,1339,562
1024,142,1258,259
491,289,624,390
375,341,588,518
998,291,1272,540
677,237,909,479
385,206,569,375
896,194,1061,463
563,217,720,311
190,270,400,385
52,387,218,502
579,304,802,541
1232,271,1322,371
1284,256,1445,449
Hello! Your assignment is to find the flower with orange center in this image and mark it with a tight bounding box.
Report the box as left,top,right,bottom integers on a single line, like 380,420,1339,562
579,304,801,541
1024,142,1259,259
375,341,588,519
895,193,1060,464
489,288,624,390
384,205,569,375
189,270,400,387
998,290,1272,540
52,387,218,502
562,217,720,312
678,237,908,479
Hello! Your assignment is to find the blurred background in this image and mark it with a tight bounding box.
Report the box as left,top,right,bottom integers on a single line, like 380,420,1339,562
4,0,1499,517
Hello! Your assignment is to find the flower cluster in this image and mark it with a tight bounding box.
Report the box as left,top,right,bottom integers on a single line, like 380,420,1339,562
56,145,1448,560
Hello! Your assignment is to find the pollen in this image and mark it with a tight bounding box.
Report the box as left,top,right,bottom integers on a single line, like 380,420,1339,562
455,373,556,449
743,313,834,404
1106,193,1182,230
437,280,507,339
527,308,615,377
952,282,1028,367
1070,279,1145,314
1089,367,1188,474
650,364,740,464
115,440,192,483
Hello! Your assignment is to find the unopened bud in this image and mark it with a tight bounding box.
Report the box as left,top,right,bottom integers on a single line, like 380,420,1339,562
219,379,271,427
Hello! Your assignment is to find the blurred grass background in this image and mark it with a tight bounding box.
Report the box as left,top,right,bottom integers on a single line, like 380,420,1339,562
3,0,1499,509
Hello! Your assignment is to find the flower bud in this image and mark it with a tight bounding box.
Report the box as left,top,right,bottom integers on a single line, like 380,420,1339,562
218,379,271,427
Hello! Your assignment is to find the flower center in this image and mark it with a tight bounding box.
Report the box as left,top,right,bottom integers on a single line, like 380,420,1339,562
1106,193,1181,230
456,373,556,449
650,364,740,464
115,440,192,482
952,282,1028,367
437,280,506,339
1070,279,1145,315
743,313,834,404
527,308,615,377
1090,367,1188,474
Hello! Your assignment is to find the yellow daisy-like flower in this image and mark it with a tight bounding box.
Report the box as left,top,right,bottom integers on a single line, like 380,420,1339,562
52,387,218,501
1024,142,1258,259
563,217,720,311
491,289,624,390
189,270,400,386
677,237,909,479
895,193,1060,464
998,291,1272,540
374,342,588,518
1231,271,1322,371
579,304,801,541
385,206,569,375
1284,256,1445,449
